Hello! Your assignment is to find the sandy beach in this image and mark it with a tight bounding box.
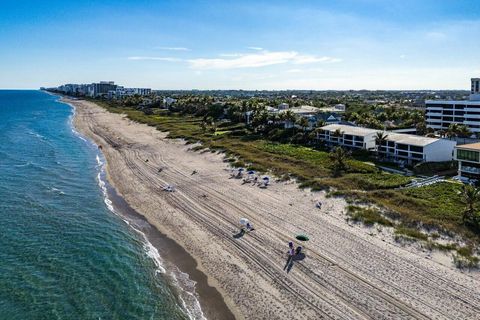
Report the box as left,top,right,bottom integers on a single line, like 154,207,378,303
70,97,480,320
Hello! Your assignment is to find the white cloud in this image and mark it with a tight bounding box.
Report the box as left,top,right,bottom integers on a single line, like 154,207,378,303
399,54,406,59
287,69,303,73
188,51,297,69
425,31,447,40
157,47,190,51
292,55,342,64
128,56,181,61
219,53,245,57
188,50,341,70
247,46,263,51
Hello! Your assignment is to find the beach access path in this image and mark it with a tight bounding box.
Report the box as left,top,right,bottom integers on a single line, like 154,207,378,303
71,98,480,320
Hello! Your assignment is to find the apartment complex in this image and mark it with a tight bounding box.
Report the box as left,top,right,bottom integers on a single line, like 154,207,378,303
426,78,480,133
454,143,480,179
318,124,457,163
52,82,151,98
317,124,377,150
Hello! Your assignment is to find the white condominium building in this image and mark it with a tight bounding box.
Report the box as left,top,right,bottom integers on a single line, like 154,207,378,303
426,78,480,133
318,124,456,164
454,143,480,179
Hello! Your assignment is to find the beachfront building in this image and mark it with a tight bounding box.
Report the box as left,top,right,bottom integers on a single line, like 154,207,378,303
112,86,152,98
454,143,480,179
317,124,377,150
88,81,117,98
377,132,457,164
426,78,480,133
318,124,457,164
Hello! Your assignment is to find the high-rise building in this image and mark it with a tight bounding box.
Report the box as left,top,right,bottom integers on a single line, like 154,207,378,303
425,78,480,133
88,81,117,97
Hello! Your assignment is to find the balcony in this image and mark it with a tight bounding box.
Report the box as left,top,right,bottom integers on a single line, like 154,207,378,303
466,108,480,112
464,114,480,119
463,120,480,125
461,166,480,175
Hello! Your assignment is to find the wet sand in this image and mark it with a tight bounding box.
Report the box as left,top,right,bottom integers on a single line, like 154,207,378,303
70,97,480,320
105,179,235,320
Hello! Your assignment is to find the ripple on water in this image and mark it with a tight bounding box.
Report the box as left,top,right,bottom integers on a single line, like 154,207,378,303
0,91,192,320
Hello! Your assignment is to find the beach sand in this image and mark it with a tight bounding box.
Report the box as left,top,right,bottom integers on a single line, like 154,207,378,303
70,97,480,320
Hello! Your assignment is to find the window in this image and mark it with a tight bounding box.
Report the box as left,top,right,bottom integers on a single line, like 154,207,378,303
410,146,423,153
457,149,480,162
397,144,408,151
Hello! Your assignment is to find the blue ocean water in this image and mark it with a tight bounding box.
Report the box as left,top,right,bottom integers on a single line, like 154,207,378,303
0,90,191,319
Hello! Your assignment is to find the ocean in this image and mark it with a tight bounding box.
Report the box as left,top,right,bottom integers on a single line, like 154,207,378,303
0,90,201,319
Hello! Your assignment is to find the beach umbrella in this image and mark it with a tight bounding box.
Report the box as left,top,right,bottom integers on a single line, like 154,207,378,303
247,170,255,175
262,176,270,180
240,218,249,226
295,234,309,242
238,168,245,172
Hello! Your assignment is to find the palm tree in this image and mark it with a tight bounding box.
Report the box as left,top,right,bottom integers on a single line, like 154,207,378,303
281,110,296,129
460,185,480,225
446,123,459,140
374,131,388,159
329,146,349,176
457,125,471,143
415,121,427,135
297,117,310,132
331,128,344,144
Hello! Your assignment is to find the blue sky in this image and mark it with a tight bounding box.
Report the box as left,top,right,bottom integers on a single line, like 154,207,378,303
0,0,479,90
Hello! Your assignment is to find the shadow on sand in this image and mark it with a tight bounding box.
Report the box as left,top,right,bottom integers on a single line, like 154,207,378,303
286,253,306,273
233,230,245,239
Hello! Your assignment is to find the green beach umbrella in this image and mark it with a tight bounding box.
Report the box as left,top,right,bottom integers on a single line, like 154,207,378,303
295,234,309,242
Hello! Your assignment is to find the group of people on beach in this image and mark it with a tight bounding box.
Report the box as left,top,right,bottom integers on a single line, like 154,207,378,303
284,241,303,272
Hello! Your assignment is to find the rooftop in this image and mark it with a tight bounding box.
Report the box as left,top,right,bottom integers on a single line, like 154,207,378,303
384,132,440,147
321,124,378,137
289,105,320,114
321,124,444,146
425,100,480,105
456,143,480,151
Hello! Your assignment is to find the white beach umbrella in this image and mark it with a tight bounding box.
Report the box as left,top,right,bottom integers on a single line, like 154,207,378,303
239,218,249,226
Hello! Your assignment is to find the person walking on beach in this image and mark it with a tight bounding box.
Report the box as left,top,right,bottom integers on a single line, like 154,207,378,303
284,241,295,271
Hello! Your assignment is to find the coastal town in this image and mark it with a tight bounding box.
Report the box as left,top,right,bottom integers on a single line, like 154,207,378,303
44,76,480,275
4,1,480,319
48,78,480,181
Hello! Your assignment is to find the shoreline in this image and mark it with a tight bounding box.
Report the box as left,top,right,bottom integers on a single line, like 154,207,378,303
103,166,236,320
66,96,480,320
65,97,236,320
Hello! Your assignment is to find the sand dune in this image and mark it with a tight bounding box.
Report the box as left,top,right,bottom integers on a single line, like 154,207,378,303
71,98,480,320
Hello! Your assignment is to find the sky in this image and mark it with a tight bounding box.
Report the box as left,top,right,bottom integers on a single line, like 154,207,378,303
0,0,479,90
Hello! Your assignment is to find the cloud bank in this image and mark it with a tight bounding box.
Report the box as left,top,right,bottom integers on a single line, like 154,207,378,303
188,50,341,70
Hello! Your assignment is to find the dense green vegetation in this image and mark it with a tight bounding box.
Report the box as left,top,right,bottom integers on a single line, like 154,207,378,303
346,205,393,227
94,99,480,250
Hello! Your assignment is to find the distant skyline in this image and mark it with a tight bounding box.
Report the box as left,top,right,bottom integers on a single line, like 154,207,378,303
1,0,479,90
